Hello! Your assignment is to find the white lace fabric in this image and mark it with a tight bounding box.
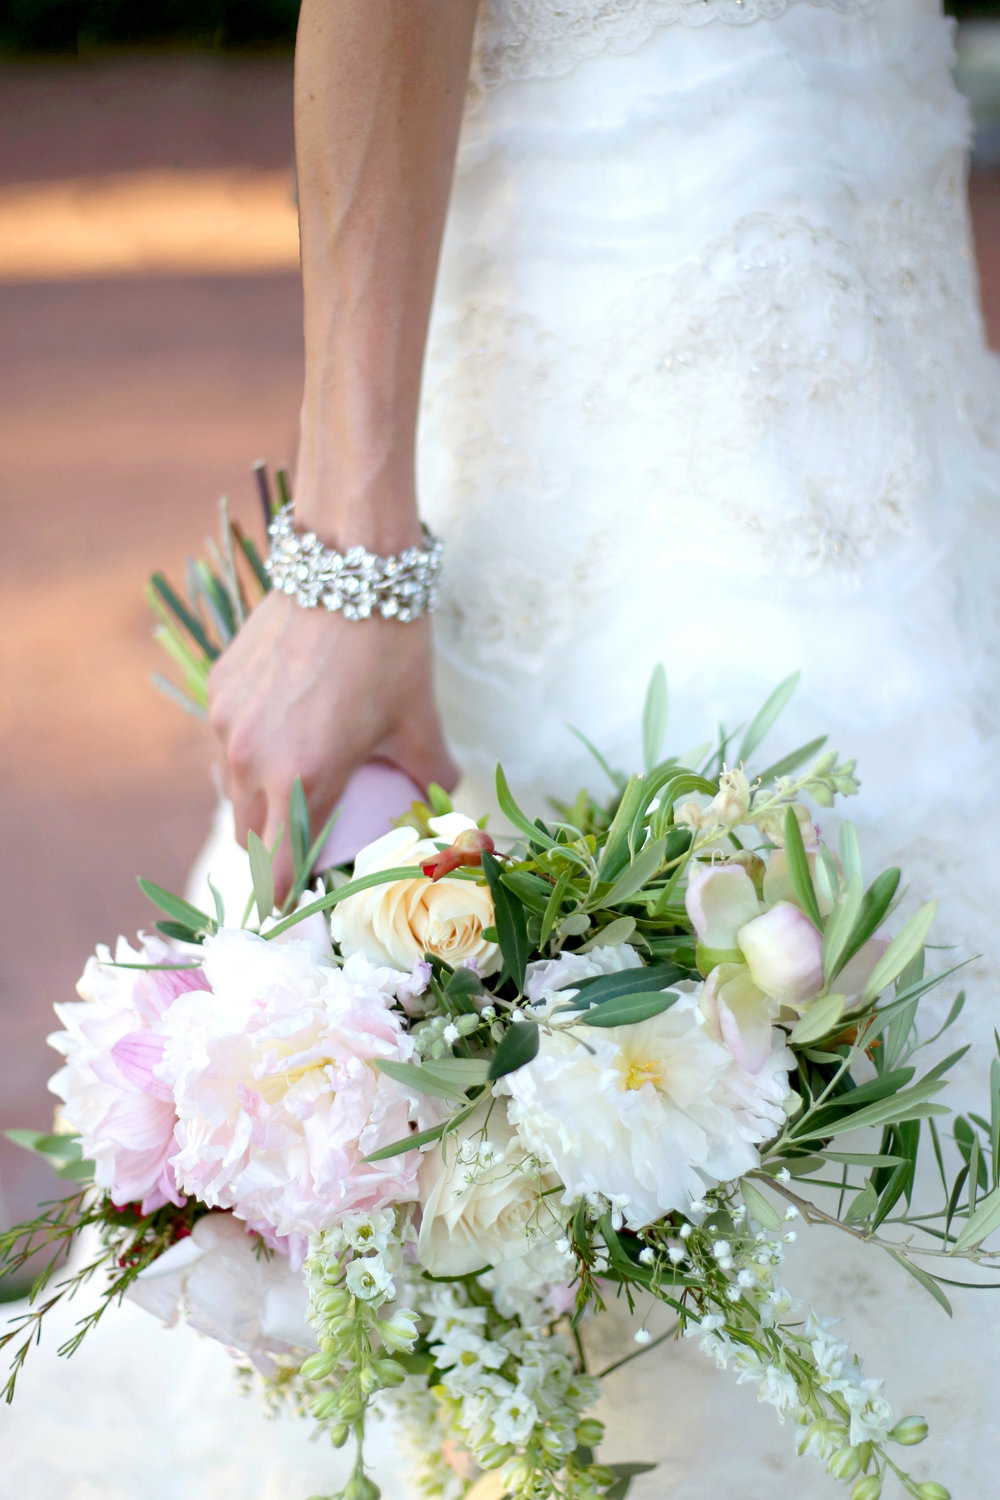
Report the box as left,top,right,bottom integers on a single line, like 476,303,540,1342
473,0,879,90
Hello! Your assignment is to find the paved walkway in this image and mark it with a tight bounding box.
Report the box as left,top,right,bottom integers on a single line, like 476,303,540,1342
1,53,998,1242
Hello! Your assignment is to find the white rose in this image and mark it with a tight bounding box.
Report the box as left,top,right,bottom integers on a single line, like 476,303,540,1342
126,1211,316,1374
332,815,500,974
417,1105,560,1277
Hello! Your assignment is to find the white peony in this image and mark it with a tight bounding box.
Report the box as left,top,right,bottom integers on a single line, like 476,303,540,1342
524,942,644,1011
503,991,793,1229
332,814,500,974
126,1210,316,1374
418,1103,565,1278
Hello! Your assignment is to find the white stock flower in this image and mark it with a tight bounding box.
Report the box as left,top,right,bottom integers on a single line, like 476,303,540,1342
417,1103,564,1277
345,1254,395,1302
503,992,790,1229
331,815,500,974
126,1210,316,1374
491,1391,539,1446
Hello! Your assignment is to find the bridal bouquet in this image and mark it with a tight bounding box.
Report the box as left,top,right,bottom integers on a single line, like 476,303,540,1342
3,485,998,1500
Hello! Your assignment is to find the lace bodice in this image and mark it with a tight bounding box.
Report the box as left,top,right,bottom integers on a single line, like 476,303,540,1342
474,0,879,89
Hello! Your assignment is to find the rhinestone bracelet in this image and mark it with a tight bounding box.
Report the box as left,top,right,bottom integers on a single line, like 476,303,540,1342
264,504,443,622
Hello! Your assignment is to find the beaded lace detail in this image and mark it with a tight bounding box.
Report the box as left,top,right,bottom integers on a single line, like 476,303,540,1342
473,0,879,90
422,161,998,677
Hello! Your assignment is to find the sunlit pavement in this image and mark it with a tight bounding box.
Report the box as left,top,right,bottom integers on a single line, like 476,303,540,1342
1,52,998,1241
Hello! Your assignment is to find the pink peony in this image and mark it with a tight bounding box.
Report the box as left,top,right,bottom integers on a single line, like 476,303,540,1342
49,934,209,1214
161,929,436,1257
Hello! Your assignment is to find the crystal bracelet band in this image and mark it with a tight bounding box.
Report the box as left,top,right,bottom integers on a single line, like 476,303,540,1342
264,504,443,622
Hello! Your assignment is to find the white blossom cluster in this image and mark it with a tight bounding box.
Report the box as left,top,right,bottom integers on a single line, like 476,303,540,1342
299,1213,418,1458
669,1205,937,1498
393,1282,607,1500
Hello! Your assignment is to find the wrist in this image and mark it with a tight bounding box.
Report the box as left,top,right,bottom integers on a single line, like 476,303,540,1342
294,427,421,554
265,503,442,623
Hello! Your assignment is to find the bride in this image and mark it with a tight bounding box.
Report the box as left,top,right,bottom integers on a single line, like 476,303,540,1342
5,0,1000,1495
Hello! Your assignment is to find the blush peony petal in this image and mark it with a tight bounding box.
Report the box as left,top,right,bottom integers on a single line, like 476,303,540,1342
110,1031,173,1101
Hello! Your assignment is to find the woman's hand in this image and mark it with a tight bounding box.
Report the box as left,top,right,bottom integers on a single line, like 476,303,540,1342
208,590,458,902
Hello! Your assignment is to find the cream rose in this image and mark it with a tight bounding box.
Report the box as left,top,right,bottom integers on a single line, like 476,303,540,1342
417,1104,560,1277
331,814,501,975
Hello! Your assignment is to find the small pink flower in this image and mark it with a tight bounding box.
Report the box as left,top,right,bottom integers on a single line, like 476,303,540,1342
736,901,824,1009
700,964,778,1075
685,862,761,955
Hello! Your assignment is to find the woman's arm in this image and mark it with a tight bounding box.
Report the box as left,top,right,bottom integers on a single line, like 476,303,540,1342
208,0,478,898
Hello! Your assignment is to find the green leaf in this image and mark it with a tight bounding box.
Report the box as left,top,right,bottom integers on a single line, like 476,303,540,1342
445,966,486,1006
823,877,864,983
247,830,275,922
149,571,219,660
888,1250,953,1315
289,778,310,876
756,734,828,785
233,525,270,592
839,867,902,970
577,990,680,1028
263,866,442,939
598,838,667,908
597,776,648,883
844,1178,879,1224
488,1022,540,1080
783,806,822,929
363,1122,447,1163
862,901,937,1003
802,1090,949,1139
419,1059,491,1090
642,665,669,773
540,868,571,947
565,962,687,1007
6,1130,79,1162
193,558,237,643
495,766,559,850
822,1151,907,1168
790,993,846,1048
155,920,200,942
838,823,863,885
566,725,626,791
579,916,637,953
501,870,557,915
738,672,800,763
138,878,213,934
427,782,452,816
482,851,529,992
741,1179,782,1230
376,1059,471,1104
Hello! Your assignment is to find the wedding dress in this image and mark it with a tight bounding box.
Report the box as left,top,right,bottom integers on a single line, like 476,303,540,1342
5,1,1000,1496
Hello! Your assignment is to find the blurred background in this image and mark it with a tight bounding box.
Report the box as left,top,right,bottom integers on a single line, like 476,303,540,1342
1,2,1000,1287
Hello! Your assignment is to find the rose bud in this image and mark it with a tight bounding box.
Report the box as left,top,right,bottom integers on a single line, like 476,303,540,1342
422,827,496,882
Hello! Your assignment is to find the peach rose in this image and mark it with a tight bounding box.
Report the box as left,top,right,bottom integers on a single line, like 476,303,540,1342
331,814,501,975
